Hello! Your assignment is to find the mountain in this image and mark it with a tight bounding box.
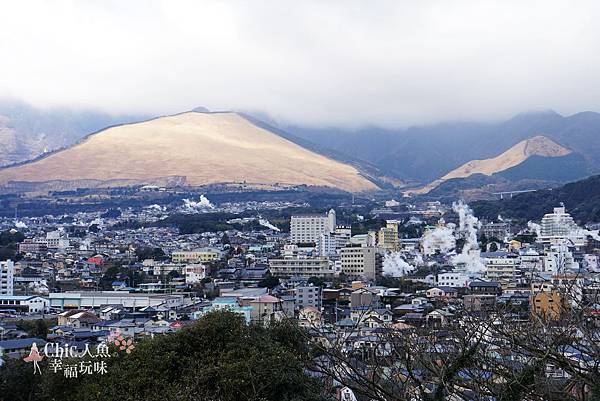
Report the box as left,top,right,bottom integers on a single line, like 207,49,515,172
0,99,147,166
0,111,377,193
471,174,600,223
413,135,572,194
282,110,600,186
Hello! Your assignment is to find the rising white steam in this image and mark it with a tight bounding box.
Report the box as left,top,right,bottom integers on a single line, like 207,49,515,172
382,252,415,277
422,224,456,255
258,217,280,232
182,195,215,211
450,200,485,273
527,221,541,236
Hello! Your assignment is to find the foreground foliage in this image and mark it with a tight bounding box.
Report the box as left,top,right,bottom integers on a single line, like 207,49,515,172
0,311,329,401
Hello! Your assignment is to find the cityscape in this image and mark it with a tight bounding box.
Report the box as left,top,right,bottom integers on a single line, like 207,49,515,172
2,1,600,401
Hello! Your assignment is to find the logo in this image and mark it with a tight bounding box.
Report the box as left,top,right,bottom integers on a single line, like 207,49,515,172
23,332,135,378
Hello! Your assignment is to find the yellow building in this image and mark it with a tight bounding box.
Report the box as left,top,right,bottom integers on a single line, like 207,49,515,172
377,222,399,252
172,248,223,263
531,291,567,320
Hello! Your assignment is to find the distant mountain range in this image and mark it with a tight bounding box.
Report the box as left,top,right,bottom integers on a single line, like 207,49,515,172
282,110,600,196
0,111,376,193
3,100,600,197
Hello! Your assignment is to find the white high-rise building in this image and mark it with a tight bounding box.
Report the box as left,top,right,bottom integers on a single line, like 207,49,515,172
538,206,586,247
290,209,336,244
317,226,351,257
0,260,14,296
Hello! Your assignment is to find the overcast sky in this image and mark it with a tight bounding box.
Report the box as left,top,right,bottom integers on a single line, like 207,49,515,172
1,0,599,128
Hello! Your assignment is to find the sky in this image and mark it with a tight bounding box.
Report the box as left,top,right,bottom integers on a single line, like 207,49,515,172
1,0,600,128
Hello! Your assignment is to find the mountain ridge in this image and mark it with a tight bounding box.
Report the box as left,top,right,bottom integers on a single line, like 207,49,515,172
412,135,572,194
0,111,378,193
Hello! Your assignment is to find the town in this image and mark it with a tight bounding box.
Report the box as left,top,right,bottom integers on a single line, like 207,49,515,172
1,190,599,399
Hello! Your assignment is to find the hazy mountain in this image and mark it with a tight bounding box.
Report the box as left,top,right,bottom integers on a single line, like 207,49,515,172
413,135,573,194
0,111,377,193
282,110,600,184
0,99,147,166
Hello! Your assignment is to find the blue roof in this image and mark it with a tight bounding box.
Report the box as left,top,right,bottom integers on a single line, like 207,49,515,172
0,338,47,350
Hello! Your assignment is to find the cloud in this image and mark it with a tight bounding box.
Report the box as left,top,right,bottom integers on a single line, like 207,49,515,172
1,0,599,127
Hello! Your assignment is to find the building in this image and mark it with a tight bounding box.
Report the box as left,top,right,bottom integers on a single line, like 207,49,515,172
481,222,509,240
437,270,473,288
45,230,70,249
18,239,48,254
377,221,399,252
531,291,566,320
340,245,382,280
184,264,208,284
0,339,48,364
290,209,336,244
538,206,586,247
49,291,185,311
0,295,48,313
469,280,502,296
199,297,252,324
172,248,223,263
0,260,14,296
543,244,580,274
294,285,322,309
268,257,334,278
317,226,351,257
463,294,497,312
426,286,458,299
248,295,284,325
483,252,521,282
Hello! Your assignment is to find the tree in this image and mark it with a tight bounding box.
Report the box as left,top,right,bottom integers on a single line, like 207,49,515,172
99,264,120,290
0,311,329,401
166,270,180,282
135,246,166,261
258,274,280,289
308,282,600,401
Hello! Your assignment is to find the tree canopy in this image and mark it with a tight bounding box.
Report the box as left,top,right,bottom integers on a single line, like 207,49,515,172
0,311,328,401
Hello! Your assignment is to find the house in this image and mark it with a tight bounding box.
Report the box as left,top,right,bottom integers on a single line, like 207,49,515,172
197,297,253,324
400,312,425,326
111,281,128,291
463,294,497,312
298,306,323,328
350,287,381,309
426,286,458,299
469,281,502,296
350,307,394,327
248,295,284,325
426,309,454,327
63,311,101,328
57,309,82,325
362,309,394,328
531,291,567,320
